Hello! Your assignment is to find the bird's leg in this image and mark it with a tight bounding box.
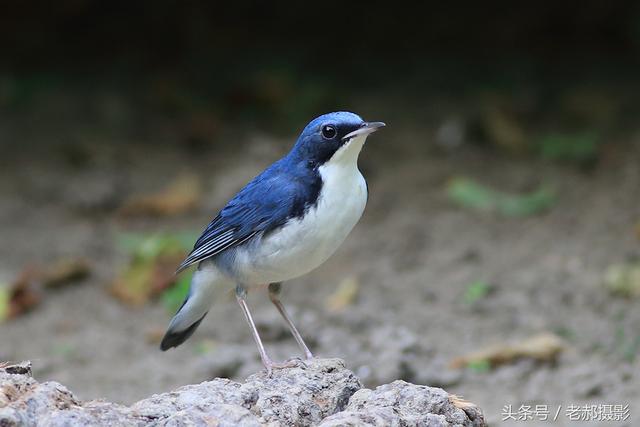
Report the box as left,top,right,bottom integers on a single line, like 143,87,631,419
268,282,314,360
235,285,300,375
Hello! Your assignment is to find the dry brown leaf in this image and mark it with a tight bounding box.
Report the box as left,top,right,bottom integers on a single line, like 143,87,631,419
450,332,565,369
482,97,528,152
0,258,91,322
41,259,91,288
110,254,184,306
2,268,42,321
118,174,201,217
325,276,359,312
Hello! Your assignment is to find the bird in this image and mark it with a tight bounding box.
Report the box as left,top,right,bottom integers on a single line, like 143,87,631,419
160,111,385,373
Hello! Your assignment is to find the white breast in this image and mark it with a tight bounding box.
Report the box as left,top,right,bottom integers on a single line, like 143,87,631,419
232,136,368,285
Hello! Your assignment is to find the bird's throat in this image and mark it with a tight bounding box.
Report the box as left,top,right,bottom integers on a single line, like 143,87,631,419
326,135,367,167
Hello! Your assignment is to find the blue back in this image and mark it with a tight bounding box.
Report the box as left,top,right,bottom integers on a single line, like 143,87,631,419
176,112,365,272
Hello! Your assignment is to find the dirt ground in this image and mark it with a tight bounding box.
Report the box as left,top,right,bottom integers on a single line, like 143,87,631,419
1,104,639,426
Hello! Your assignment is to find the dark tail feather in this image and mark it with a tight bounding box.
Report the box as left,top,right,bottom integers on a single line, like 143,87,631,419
160,311,208,351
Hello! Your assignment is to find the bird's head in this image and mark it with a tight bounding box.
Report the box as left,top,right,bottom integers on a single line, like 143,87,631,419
289,112,385,167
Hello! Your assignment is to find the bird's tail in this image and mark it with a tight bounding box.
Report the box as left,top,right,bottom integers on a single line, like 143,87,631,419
160,265,226,351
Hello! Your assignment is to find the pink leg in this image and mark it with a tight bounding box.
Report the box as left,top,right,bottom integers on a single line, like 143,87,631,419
268,283,314,360
236,285,304,375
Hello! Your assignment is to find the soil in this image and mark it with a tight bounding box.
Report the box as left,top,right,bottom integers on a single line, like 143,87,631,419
1,107,639,426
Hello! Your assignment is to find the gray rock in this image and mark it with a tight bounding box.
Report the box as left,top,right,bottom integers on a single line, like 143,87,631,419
321,381,485,427
153,404,260,427
243,358,361,425
0,359,485,426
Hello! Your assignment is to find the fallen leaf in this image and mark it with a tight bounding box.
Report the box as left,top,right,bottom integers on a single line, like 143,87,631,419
110,233,193,306
0,258,91,322
0,268,42,322
467,359,491,373
482,102,528,152
118,174,201,217
110,261,154,306
450,332,565,369
447,178,494,212
325,277,359,312
41,259,91,288
116,232,197,260
110,253,184,306
463,281,493,305
447,177,555,217
603,262,640,298
536,131,601,164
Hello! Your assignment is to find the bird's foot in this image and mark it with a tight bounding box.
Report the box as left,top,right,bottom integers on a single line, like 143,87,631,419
263,357,307,376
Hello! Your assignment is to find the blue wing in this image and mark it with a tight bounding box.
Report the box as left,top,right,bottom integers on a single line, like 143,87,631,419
176,160,321,273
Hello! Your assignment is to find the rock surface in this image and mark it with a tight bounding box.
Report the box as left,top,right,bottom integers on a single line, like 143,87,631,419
0,359,485,426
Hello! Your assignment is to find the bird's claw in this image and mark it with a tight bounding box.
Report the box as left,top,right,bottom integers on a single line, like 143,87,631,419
263,357,307,376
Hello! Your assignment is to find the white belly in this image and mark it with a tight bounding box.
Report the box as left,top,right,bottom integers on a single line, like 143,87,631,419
231,139,368,284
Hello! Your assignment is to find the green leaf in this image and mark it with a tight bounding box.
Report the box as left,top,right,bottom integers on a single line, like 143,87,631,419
497,186,555,217
115,232,199,261
162,271,193,314
537,132,601,163
447,178,555,217
463,281,492,304
447,178,495,212
467,359,491,373
111,231,198,306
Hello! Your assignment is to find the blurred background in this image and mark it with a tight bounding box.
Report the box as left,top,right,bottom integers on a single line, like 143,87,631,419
1,1,639,425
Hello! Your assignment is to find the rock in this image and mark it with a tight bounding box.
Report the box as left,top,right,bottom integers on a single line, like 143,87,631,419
0,358,485,426
320,382,485,427
244,358,362,425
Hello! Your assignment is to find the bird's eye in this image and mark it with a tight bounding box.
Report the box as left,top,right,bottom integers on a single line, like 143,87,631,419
321,125,337,139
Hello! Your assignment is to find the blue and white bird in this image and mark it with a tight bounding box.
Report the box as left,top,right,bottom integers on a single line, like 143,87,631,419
161,111,385,373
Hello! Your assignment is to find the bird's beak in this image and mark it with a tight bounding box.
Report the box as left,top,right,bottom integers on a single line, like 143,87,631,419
342,121,386,141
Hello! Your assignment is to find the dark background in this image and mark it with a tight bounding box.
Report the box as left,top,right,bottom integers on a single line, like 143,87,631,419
2,1,640,143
